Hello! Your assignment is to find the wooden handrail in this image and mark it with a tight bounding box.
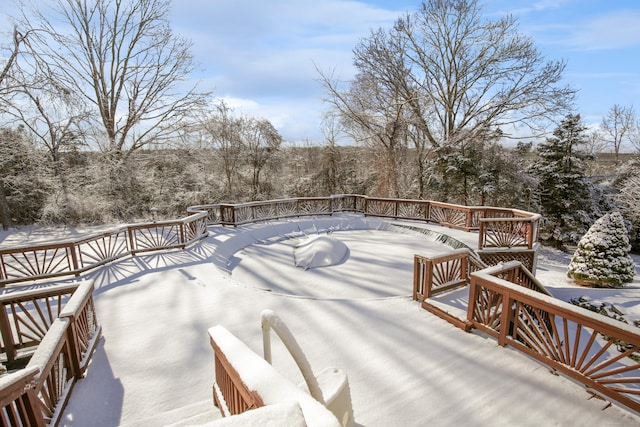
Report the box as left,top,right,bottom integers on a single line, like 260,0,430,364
0,213,208,286
482,261,551,296
0,366,44,427
26,317,75,427
469,266,640,414
0,280,101,427
1,195,538,286
59,280,101,378
208,325,343,426
0,283,80,367
413,248,487,301
209,327,264,416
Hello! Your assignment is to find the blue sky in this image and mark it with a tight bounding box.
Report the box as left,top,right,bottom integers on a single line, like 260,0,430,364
167,0,640,144
3,0,640,144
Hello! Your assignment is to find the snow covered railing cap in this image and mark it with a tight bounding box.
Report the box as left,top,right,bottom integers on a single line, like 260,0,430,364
208,325,341,427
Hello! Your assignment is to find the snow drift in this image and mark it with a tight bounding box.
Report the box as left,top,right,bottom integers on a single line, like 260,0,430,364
294,235,349,270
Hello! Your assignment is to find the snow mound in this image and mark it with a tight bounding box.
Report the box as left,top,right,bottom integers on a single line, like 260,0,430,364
293,235,349,270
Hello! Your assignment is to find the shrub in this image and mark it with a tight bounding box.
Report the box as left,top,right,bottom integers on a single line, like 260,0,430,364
567,211,635,287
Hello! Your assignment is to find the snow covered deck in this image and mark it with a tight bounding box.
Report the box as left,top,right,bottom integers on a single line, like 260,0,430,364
57,215,640,426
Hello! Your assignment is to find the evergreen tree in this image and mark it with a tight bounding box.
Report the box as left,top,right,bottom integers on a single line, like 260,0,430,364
567,211,636,287
614,158,640,251
530,114,604,246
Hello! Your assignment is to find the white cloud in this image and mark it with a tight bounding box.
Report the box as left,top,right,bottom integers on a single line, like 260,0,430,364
563,10,640,51
170,0,405,142
494,0,572,16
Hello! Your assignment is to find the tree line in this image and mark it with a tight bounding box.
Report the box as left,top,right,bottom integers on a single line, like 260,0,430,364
0,0,639,251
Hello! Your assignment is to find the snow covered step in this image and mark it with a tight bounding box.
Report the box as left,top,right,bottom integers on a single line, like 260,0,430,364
120,399,222,427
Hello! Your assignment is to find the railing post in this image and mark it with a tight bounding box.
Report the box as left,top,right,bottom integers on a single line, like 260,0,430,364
127,227,136,254
498,290,511,347
25,386,46,427
527,222,534,249
413,256,422,301
64,312,82,380
60,280,103,379
0,305,16,366
461,255,468,283
424,259,434,299
69,244,80,277
478,220,485,249
466,277,477,324
179,223,185,247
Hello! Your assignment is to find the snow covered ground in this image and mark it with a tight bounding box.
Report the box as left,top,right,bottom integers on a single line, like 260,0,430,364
2,216,640,426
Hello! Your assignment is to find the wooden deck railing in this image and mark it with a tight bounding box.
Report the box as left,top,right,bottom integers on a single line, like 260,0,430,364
210,331,264,416
0,280,101,427
0,212,208,286
190,196,540,234
0,365,43,427
58,281,102,378
0,196,537,287
189,194,540,242
0,283,78,367
413,248,487,302
469,263,640,414
208,325,343,426
25,317,76,427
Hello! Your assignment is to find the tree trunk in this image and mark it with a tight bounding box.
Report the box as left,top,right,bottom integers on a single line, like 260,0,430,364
0,182,11,230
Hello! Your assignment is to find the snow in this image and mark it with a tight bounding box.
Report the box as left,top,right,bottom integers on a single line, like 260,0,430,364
193,401,306,427
207,325,340,427
293,235,349,270
2,215,640,426
567,211,636,286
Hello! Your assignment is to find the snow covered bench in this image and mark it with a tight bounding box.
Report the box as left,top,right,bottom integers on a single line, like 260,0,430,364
208,325,342,427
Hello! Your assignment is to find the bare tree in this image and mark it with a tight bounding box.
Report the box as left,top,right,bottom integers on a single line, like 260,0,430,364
201,101,244,198
601,104,635,161
3,41,89,180
241,117,282,199
0,26,33,93
0,26,32,229
317,114,346,195
319,65,409,197
320,0,575,200
0,127,49,229
20,0,209,165
630,118,640,154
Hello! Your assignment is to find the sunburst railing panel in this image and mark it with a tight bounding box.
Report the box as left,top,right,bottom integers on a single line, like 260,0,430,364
0,284,78,365
480,219,529,248
470,267,640,414
0,246,75,283
365,198,396,217
76,229,130,270
398,201,428,220
129,223,182,252
429,203,469,229
182,213,208,246
297,198,332,216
